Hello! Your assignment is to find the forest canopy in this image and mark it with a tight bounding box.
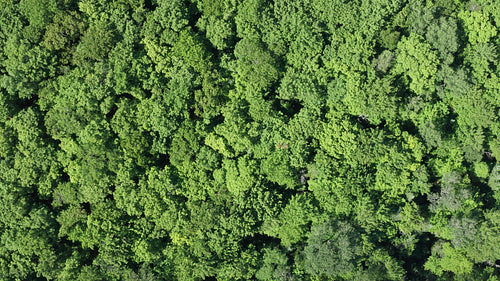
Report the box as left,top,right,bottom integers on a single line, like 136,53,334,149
0,0,499,280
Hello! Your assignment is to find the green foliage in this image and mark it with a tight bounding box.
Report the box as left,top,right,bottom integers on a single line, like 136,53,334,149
74,19,115,62
275,194,314,246
19,0,58,40
427,172,476,214
2,33,53,98
458,9,498,44
393,33,439,95
463,43,498,82
302,219,364,279
489,164,500,200
473,161,489,179
234,37,279,92
425,17,459,64
0,0,499,280
467,210,500,263
43,11,85,53
378,28,400,51
255,248,296,281
223,156,257,196
373,50,394,73
424,242,474,276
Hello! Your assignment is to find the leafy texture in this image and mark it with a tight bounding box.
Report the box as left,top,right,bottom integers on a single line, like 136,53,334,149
0,0,499,280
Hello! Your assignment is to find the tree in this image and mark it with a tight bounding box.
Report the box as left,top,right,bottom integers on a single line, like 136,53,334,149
233,37,279,93
255,248,297,281
2,32,53,99
424,242,474,276
74,19,116,62
19,0,58,40
274,194,314,247
425,17,459,64
302,219,363,279
458,9,497,45
43,10,85,64
427,171,476,214
488,164,500,204
392,34,439,95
